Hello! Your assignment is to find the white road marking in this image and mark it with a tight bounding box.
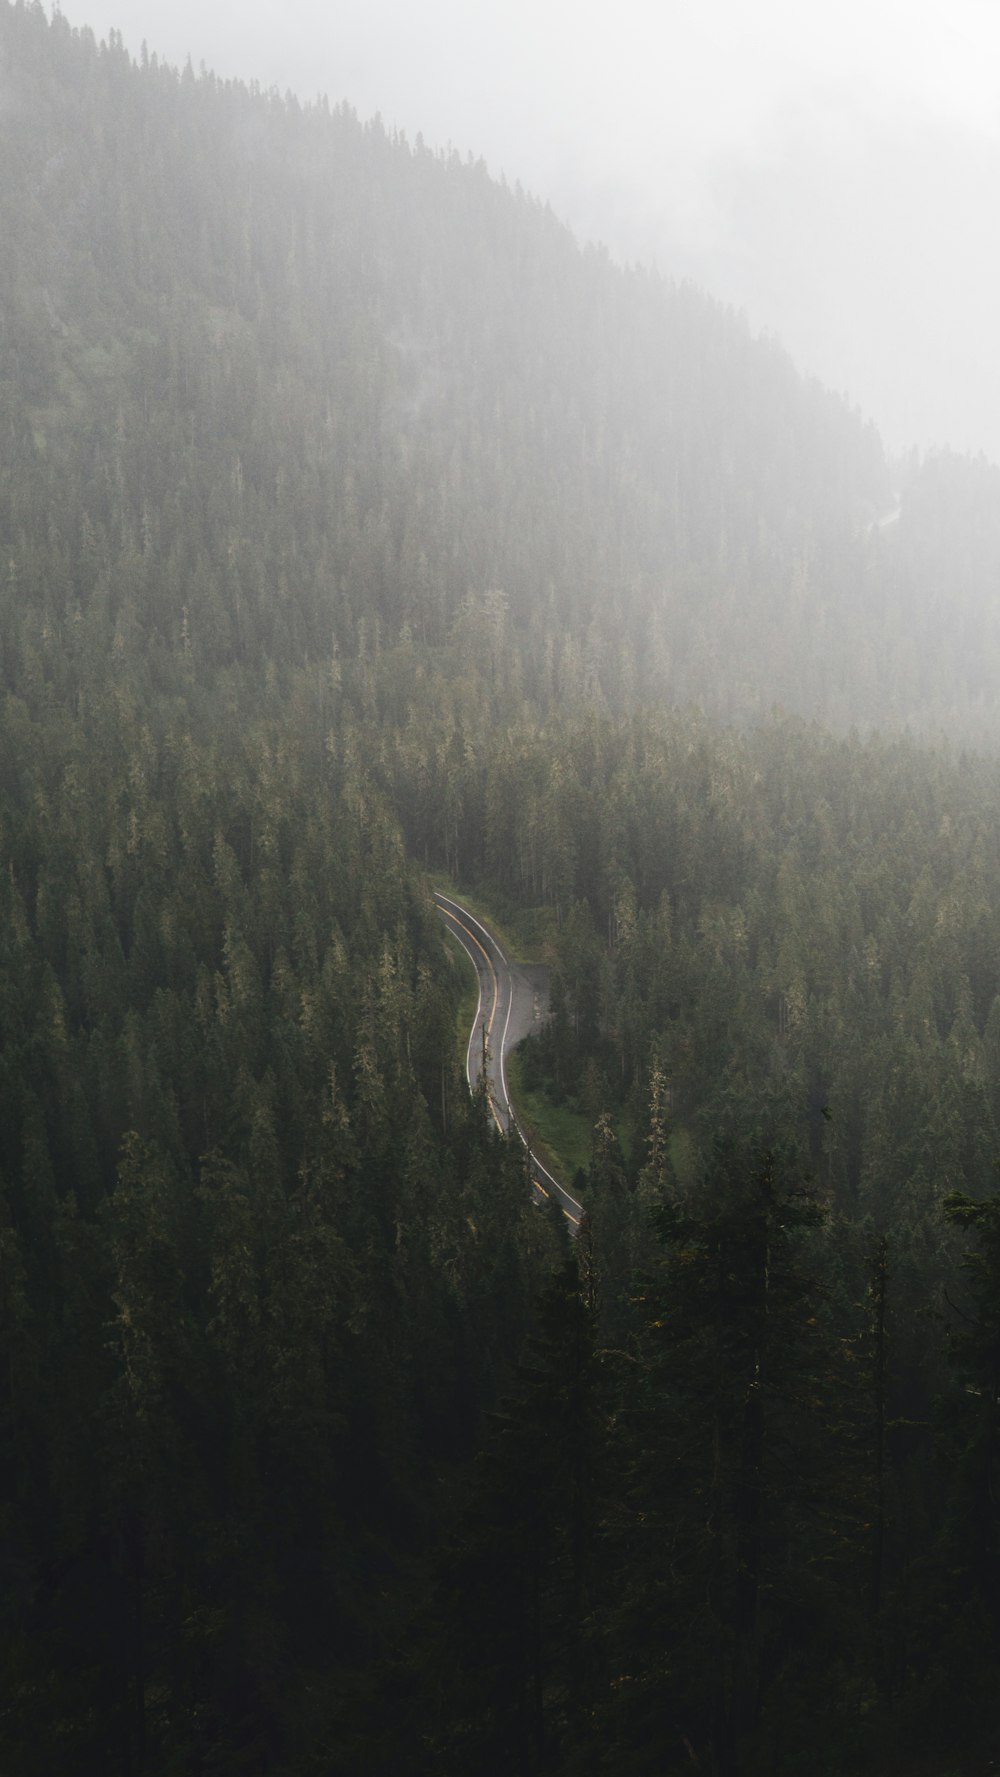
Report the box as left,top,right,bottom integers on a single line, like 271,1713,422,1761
435,891,584,1226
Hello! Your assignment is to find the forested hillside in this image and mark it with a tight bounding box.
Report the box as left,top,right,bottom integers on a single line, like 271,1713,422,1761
3,3,1000,1772
5,2,1000,736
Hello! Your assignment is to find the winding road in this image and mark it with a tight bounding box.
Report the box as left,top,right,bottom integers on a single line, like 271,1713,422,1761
434,891,583,1229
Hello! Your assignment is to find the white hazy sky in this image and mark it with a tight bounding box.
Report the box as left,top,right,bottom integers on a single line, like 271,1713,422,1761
53,0,1000,464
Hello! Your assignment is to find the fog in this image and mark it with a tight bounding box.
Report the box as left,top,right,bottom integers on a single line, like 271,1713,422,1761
53,0,1000,464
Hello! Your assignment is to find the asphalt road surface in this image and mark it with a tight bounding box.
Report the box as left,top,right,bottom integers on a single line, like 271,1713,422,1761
434,891,583,1229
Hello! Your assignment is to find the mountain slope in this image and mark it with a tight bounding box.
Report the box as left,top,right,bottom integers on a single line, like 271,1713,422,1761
0,0,908,730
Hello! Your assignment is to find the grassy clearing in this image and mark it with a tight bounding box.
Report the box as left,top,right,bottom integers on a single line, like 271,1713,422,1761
504,1044,589,1187
425,870,556,964
506,1048,591,1185
506,1050,636,1189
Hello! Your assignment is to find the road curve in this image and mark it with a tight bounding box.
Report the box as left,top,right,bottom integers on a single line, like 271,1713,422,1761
434,891,584,1229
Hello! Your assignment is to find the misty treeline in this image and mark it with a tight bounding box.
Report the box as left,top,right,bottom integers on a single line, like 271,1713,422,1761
2,3,1000,1772
8,0,1000,742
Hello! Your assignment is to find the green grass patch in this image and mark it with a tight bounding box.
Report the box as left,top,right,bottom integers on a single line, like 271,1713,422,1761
507,1046,639,1193
425,870,556,964
505,1046,599,1187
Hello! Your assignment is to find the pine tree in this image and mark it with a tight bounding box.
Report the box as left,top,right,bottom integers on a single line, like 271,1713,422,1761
438,1254,599,1774
598,1135,862,1776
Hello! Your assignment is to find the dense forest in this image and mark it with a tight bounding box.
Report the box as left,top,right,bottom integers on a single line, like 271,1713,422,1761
2,3,1000,1771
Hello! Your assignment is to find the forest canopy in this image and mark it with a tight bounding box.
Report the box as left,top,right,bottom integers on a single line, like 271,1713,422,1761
2,3,1000,1771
